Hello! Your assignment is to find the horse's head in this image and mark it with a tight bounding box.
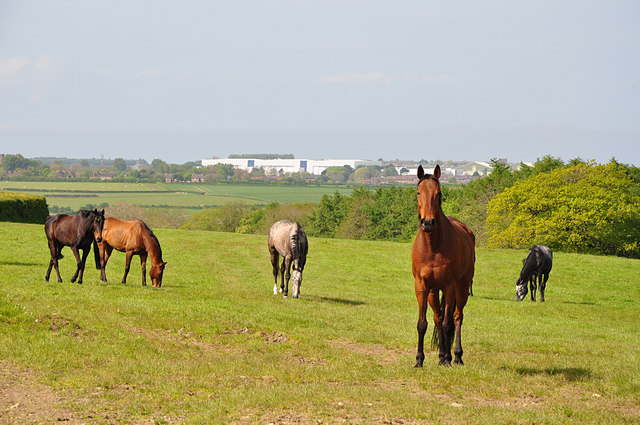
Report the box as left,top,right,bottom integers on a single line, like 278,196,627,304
416,164,442,233
515,276,528,301
92,209,105,243
150,261,167,287
291,258,304,299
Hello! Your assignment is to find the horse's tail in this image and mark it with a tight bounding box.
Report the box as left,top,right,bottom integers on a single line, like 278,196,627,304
93,240,101,269
430,292,456,351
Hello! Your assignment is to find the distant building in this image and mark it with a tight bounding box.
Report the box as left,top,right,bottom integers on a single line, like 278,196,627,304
201,158,381,175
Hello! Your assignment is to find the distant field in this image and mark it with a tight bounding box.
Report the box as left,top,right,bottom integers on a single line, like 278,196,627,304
0,181,353,211
0,223,638,424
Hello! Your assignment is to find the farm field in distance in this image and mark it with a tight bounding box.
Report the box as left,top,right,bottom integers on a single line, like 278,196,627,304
0,181,354,212
0,223,639,424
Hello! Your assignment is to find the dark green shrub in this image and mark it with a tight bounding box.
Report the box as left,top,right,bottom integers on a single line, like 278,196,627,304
0,191,49,224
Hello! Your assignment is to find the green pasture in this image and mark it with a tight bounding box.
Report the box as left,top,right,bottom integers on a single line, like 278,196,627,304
0,181,352,211
0,223,639,424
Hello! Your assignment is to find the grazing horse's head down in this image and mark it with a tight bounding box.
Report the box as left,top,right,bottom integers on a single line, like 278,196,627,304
268,220,308,299
149,261,167,287
515,245,553,302
417,164,442,233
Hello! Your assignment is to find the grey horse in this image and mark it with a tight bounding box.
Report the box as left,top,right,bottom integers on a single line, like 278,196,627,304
268,220,308,298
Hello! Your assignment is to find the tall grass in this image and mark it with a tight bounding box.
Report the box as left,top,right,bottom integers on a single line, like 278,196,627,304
0,223,638,424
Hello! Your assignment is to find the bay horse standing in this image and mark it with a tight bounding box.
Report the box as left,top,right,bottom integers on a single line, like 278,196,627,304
94,217,166,287
268,220,308,298
412,165,475,367
45,209,105,284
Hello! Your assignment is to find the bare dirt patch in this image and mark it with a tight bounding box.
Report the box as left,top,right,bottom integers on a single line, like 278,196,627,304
130,326,244,356
35,313,96,339
328,339,408,365
0,361,81,425
224,327,294,344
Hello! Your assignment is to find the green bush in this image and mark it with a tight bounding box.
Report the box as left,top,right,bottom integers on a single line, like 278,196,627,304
181,202,252,232
486,162,640,258
0,191,49,224
236,202,315,235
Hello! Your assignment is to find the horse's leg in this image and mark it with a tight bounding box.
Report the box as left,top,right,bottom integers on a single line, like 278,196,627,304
140,252,147,286
270,249,280,295
282,257,292,298
45,239,56,282
453,286,470,365
53,243,63,283
427,290,446,366
77,246,90,284
414,279,429,367
530,275,537,302
101,244,113,282
440,288,456,366
122,251,134,284
70,246,82,283
540,273,548,302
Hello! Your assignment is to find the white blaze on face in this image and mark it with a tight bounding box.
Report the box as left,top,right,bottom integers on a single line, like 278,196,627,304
291,270,302,298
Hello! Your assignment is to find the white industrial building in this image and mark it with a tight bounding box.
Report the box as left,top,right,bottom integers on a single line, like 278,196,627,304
201,158,381,175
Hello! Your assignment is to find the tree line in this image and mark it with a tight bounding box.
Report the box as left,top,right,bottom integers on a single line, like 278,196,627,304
181,156,640,258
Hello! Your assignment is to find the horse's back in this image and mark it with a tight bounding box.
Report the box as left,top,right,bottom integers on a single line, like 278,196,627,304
103,217,146,251
268,220,294,256
533,245,553,273
45,214,76,244
448,217,476,269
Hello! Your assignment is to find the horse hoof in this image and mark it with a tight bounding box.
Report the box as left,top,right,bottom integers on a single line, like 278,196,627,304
438,360,451,367
454,358,464,365
414,362,423,368
283,295,288,298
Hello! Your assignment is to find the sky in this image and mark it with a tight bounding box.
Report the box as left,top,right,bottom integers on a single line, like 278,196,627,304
0,0,638,165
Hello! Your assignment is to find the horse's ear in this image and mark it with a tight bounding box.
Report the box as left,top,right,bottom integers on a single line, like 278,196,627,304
100,209,105,215
417,165,425,180
434,164,441,180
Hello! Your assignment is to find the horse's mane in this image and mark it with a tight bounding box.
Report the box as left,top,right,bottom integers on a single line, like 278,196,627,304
143,222,163,259
290,222,307,267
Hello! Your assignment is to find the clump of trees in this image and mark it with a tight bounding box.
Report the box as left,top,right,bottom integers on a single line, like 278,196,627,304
486,161,640,258
179,156,640,259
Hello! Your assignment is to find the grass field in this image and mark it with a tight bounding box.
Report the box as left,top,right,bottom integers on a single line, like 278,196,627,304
0,223,639,424
0,181,353,211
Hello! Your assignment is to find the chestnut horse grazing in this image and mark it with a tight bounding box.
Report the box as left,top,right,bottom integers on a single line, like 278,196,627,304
412,165,475,367
94,217,166,287
45,209,105,284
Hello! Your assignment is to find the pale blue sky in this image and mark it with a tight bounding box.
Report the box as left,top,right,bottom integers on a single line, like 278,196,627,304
1,1,638,164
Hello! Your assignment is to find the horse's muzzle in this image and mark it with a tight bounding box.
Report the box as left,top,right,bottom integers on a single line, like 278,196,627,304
96,237,102,243
420,218,435,233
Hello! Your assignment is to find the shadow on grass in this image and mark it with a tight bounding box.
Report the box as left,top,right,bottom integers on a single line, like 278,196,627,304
0,260,42,267
307,295,366,306
513,366,592,382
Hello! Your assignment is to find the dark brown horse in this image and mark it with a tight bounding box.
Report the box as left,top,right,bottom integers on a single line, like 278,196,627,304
412,165,475,367
94,217,166,287
45,209,105,284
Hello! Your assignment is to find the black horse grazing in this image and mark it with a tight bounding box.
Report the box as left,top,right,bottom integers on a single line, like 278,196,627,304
268,220,308,298
45,209,105,284
516,245,553,302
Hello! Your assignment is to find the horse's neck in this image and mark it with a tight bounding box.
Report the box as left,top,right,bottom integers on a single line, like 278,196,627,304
75,215,92,239
143,233,163,265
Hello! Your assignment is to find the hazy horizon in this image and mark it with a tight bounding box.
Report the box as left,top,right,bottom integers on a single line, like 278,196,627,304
1,1,638,165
